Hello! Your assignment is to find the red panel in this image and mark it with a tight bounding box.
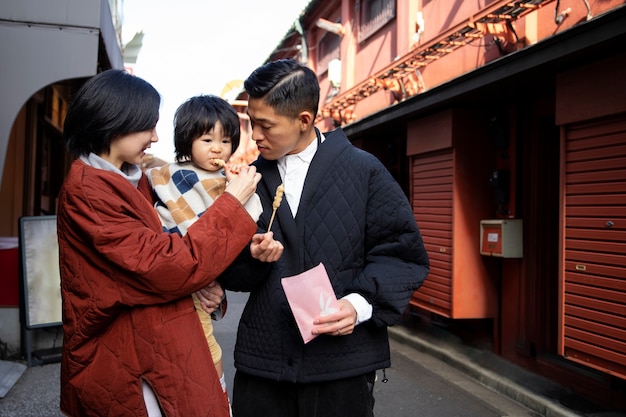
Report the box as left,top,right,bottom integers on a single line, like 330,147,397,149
481,224,503,256
0,246,19,307
560,115,626,379
411,150,454,317
565,316,626,343
410,111,498,319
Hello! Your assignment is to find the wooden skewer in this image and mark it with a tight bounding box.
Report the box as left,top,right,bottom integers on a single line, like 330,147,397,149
267,183,284,231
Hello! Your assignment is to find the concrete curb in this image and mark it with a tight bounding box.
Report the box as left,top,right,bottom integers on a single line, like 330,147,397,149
389,325,582,417
0,360,26,399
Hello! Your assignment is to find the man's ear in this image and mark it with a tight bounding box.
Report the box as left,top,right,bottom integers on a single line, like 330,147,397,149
298,110,314,132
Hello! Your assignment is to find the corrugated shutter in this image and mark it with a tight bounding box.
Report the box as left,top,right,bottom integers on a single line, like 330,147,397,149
410,149,453,317
561,115,626,379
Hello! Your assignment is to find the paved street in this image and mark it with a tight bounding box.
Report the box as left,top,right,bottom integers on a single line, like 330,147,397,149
0,290,545,417
216,292,538,417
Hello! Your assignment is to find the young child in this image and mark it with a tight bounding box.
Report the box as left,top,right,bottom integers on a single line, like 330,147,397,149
148,94,263,408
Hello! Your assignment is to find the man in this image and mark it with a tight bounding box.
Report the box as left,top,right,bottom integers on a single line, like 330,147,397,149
220,59,429,417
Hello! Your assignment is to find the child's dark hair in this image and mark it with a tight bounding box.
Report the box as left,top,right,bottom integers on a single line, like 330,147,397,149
173,95,241,162
63,69,160,157
244,59,320,119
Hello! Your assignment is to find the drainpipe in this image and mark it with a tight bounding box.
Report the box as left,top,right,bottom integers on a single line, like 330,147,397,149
294,18,308,65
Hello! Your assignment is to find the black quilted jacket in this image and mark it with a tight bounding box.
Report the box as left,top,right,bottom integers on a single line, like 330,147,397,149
221,128,429,383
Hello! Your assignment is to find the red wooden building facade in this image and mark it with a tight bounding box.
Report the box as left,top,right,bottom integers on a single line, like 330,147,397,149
259,0,626,409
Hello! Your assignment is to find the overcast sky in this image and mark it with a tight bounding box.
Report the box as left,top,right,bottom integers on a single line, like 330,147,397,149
122,0,310,161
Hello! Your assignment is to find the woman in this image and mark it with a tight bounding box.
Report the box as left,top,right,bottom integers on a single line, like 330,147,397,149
57,69,267,417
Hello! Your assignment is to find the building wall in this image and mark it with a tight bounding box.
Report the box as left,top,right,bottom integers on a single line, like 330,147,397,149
0,109,27,237
290,0,626,409
0,0,122,360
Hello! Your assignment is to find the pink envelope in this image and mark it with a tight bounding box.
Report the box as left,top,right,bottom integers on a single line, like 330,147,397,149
281,263,340,343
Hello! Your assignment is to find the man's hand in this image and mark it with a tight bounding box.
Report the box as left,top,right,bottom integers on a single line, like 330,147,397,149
250,232,283,262
311,299,358,336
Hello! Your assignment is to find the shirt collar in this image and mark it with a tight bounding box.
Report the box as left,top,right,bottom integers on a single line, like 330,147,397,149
278,131,324,165
80,153,142,188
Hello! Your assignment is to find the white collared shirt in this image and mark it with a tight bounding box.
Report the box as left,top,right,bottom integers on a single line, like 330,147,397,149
276,132,373,325
276,134,318,217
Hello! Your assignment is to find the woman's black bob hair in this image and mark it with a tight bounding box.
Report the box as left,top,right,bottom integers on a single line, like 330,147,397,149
63,69,161,157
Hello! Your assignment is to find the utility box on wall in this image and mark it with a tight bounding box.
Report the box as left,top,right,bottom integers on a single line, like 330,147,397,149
480,219,523,258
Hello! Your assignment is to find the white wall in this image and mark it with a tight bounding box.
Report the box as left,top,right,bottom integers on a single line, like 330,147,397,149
0,0,122,358
0,0,122,184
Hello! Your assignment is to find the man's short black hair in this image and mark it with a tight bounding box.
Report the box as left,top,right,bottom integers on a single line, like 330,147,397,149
244,59,320,119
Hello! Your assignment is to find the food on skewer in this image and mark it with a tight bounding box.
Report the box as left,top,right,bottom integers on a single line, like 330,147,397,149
267,183,284,231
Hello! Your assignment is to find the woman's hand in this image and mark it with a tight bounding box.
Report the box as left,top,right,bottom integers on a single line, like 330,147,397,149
196,281,224,314
250,232,283,262
224,165,261,205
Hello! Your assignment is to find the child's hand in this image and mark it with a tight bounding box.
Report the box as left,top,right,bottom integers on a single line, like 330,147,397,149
224,162,246,182
250,232,283,262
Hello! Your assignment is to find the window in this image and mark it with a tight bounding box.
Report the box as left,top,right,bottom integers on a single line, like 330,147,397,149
358,0,396,42
318,30,341,74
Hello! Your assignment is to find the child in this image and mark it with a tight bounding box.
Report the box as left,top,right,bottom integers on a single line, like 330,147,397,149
57,69,264,417
148,95,263,408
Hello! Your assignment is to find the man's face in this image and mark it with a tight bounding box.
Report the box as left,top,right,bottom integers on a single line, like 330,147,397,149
247,97,310,160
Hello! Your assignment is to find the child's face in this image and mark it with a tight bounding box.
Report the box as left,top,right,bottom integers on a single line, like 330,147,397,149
104,128,158,169
190,121,233,172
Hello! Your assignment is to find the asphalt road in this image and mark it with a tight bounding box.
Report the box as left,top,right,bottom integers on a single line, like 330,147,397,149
0,290,538,417
216,291,537,417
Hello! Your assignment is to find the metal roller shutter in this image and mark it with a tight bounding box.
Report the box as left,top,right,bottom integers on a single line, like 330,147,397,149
560,115,626,379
